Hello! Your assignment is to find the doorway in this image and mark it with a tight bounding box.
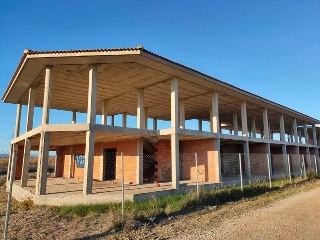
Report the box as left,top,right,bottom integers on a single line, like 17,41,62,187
105,148,116,180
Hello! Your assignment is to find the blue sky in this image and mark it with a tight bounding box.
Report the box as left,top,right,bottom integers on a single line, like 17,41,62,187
0,1,319,151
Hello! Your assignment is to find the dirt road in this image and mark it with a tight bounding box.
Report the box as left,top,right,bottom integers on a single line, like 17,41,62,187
180,186,320,240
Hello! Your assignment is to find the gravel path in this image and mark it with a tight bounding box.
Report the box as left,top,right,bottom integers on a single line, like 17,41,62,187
180,187,320,240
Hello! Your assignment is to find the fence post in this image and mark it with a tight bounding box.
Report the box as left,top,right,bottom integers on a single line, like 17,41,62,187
302,155,307,180
314,155,318,176
239,153,243,191
195,153,199,199
267,153,272,189
121,152,125,222
287,154,292,184
3,144,18,240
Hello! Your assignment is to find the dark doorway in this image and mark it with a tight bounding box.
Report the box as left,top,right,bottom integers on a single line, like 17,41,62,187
105,148,116,180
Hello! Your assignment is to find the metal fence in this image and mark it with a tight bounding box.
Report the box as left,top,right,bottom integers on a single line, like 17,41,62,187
1,150,319,239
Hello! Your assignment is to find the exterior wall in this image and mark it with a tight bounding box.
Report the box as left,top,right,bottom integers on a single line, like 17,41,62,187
15,145,24,180
153,140,172,182
181,139,217,182
57,140,138,183
249,143,268,175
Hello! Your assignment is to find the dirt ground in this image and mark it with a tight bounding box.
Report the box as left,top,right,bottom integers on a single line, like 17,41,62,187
1,180,320,239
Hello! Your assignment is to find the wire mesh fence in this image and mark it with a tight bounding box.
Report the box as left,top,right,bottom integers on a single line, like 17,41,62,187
1,150,320,238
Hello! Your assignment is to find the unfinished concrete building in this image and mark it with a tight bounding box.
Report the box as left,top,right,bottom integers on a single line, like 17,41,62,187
3,47,320,204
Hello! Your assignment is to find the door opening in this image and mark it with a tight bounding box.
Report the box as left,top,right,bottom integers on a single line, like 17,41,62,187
105,148,116,180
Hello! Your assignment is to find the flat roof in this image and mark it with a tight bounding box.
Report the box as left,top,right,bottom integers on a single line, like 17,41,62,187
2,46,319,131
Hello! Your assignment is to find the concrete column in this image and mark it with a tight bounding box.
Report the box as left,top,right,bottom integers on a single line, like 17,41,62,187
243,141,251,179
42,66,52,125
282,144,288,173
280,114,285,142
233,113,238,136
266,143,272,176
102,99,107,125
293,119,298,143
304,124,309,145
83,64,98,195
26,88,35,131
69,146,74,178
122,113,127,128
210,109,213,132
179,100,185,129
263,108,269,139
111,115,115,126
213,138,222,182
211,92,219,133
251,118,256,138
298,129,302,144
241,101,248,137
171,78,179,189
72,111,77,124
7,144,18,187
268,122,272,139
312,125,317,145
153,118,157,130
198,119,202,131
35,132,50,195
145,107,148,129
136,88,145,184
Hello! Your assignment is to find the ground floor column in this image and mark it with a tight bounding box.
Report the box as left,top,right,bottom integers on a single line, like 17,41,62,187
20,139,31,187
265,143,272,176
171,132,179,188
136,138,143,184
83,129,95,195
35,132,50,195
213,138,222,182
243,141,251,179
282,144,288,173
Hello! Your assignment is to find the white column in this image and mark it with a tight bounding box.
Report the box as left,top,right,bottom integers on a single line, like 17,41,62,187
35,67,52,195
280,114,285,142
102,99,107,125
298,129,302,144
263,108,269,139
72,110,77,124
122,113,127,128
211,92,219,133
241,101,248,137
136,88,145,184
251,118,256,138
83,64,98,195
312,125,317,145
179,100,185,129
293,119,298,143
233,113,238,136
304,124,309,145
171,78,179,189
198,119,202,131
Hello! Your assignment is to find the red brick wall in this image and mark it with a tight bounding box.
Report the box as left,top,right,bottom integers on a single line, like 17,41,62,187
15,145,24,180
153,140,172,182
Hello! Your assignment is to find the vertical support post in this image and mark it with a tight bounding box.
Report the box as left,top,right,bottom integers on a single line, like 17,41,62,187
293,119,298,143
111,115,115,126
239,153,243,191
263,108,269,139
198,119,202,131
251,118,256,138
102,99,107,125
145,107,148,129
302,155,307,180
153,117,158,130
266,143,272,176
233,113,238,136
69,146,74,178
282,145,288,175
179,100,185,129
122,113,127,128
121,152,125,222
266,153,272,189
136,88,145,185
304,124,309,145
211,92,220,133
195,153,199,199
243,141,251,179
211,92,221,182
314,155,318,176
72,111,77,124
241,101,248,137
298,129,302,144
35,66,52,196
21,88,36,187
83,64,97,195
280,114,285,142
312,125,317,146
171,78,179,189
287,154,292,183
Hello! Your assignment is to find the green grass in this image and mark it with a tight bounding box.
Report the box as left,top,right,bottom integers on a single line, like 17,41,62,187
57,176,309,222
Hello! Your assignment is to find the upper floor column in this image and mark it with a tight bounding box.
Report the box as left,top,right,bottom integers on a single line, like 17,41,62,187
241,101,248,137
42,66,52,125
